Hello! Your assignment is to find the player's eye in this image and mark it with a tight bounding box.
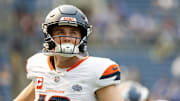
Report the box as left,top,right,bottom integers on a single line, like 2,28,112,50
71,31,76,35
58,32,64,35
52,31,63,37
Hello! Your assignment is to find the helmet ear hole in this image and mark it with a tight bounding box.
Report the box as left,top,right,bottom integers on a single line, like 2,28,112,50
79,44,85,53
48,41,56,50
79,41,87,53
79,26,87,38
44,34,56,50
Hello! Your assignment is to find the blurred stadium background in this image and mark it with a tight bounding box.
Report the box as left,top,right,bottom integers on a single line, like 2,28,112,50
0,0,180,100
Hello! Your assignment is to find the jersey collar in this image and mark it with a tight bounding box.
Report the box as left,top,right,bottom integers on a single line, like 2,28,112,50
47,56,89,72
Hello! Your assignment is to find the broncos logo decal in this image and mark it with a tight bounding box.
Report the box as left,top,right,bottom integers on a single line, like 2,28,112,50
100,64,120,80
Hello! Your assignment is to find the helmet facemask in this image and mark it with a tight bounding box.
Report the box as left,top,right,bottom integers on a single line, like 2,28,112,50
42,25,91,57
53,35,81,57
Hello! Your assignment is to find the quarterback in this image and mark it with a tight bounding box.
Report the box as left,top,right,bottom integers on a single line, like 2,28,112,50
14,5,123,101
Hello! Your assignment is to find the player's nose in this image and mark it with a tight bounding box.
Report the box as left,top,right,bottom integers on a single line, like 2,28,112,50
62,36,72,43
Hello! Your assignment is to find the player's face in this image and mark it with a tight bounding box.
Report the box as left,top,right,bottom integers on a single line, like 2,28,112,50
52,26,81,45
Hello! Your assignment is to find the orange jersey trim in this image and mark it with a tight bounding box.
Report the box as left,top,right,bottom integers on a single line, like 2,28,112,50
45,89,64,94
47,56,54,71
102,64,120,76
67,56,89,72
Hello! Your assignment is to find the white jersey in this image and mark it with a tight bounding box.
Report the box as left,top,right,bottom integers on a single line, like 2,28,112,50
26,53,121,101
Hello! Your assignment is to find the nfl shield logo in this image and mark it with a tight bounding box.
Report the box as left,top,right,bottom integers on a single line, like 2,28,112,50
72,84,82,91
54,76,60,82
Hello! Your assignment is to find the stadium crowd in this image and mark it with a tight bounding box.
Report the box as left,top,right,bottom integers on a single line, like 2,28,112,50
0,0,180,100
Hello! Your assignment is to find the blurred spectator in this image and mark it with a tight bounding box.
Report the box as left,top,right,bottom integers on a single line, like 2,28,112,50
121,65,141,82
171,55,180,79
155,0,178,11
150,77,170,100
13,0,37,34
0,39,12,101
12,0,42,57
150,56,180,101
128,13,158,43
92,1,125,46
170,56,180,101
11,0,43,97
150,77,180,101
118,81,149,101
149,17,177,62
103,2,125,45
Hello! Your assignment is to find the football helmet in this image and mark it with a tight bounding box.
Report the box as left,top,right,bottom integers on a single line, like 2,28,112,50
42,5,92,57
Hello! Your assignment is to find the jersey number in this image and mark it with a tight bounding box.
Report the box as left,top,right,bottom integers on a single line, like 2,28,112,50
38,94,70,101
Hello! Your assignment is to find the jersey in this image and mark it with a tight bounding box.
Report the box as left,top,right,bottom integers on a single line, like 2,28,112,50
26,53,121,101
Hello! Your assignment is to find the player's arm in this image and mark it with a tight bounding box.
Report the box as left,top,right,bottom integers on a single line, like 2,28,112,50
14,80,35,101
96,84,124,101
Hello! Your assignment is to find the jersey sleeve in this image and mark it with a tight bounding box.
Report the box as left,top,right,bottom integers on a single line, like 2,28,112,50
93,59,121,92
26,59,38,80
26,53,47,80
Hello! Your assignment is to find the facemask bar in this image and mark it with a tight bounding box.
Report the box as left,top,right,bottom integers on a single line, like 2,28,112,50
53,35,81,54
42,34,82,57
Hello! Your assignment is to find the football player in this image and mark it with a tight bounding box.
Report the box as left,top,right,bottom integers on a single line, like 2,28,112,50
14,5,123,101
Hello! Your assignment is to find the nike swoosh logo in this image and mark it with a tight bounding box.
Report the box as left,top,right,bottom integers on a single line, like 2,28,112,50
113,67,118,70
